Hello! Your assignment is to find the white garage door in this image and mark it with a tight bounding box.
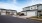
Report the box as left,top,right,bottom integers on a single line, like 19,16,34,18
1,13,6,15
27,11,36,17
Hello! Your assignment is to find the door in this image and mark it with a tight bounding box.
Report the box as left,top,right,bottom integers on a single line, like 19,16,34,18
27,11,36,17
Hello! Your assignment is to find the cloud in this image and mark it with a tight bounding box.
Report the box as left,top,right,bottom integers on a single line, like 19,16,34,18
30,0,42,5
0,0,17,9
13,0,17,4
0,0,42,12
0,0,30,12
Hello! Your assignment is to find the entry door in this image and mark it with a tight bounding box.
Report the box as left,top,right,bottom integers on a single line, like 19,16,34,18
27,11,36,17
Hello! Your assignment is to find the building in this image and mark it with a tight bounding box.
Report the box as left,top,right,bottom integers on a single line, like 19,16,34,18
21,4,42,17
0,8,17,16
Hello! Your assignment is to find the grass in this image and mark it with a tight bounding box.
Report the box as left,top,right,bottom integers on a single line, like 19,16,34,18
26,18,42,22
38,16,42,19
30,16,37,18
30,16,42,19
30,16,42,22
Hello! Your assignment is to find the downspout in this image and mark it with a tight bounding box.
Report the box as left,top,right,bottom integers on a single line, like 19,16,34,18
37,5,38,18
26,11,27,16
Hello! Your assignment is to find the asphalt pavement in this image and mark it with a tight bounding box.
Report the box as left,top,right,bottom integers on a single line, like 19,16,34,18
0,15,42,23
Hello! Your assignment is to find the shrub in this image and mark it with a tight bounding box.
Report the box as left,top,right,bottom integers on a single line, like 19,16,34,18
40,14,42,16
19,13,24,16
39,14,42,18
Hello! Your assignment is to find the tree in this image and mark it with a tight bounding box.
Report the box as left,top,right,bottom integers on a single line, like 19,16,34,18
17,12,21,15
17,12,24,16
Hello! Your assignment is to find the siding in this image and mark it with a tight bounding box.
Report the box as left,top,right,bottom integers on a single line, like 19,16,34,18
26,11,37,17
23,8,30,11
23,6,37,11
30,6,37,10
38,5,42,10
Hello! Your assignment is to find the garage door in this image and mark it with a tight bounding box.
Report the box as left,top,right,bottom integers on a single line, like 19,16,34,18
1,13,6,15
27,11,36,17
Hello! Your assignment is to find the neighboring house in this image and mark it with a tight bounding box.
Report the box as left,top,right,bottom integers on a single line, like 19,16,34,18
6,9,17,16
0,8,17,16
0,9,6,15
21,4,42,17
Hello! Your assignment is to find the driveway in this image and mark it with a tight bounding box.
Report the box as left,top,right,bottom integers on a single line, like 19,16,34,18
0,15,42,23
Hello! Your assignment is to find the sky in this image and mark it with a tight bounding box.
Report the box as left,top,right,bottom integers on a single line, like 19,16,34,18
0,0,42,12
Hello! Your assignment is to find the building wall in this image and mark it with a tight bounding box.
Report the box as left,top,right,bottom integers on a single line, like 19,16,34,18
23,6,37,11
6,10,17,16
27,11,37,16
23,4,42,11
38,5,42,10
30,6,37,10
22,4,42,17
21,11,37,17
23,8,30,11
11,11,17,15
0,9,17,16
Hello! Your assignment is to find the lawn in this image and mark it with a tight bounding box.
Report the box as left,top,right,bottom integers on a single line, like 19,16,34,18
31,18,42,22
29,16,42,22
30,16,42,19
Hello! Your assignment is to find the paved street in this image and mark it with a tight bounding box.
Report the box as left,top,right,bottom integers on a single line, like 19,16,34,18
0,15,42,23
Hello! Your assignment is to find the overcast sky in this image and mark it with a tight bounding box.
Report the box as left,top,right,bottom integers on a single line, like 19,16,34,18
0,0,42,12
